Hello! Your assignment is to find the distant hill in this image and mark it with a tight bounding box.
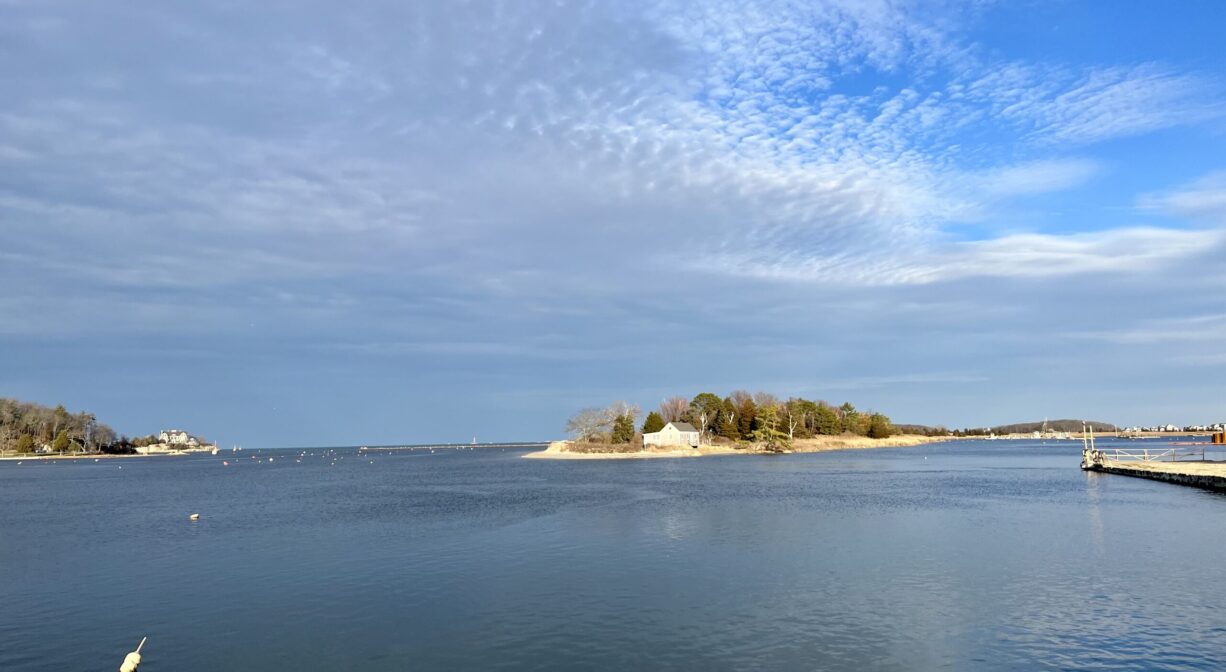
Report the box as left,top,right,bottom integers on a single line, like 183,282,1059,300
894,420,1116,436
989,419,1115,434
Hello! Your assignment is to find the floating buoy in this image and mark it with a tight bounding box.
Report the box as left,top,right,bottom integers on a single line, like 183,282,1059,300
223,460,229,466
189,513,200,521
119,636,146,672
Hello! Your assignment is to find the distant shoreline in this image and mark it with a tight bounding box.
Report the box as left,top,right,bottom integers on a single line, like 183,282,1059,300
0,451,204,462
522,434,959,460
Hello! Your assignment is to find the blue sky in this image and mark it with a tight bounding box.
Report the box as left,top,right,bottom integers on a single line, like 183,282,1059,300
2,1,1225,446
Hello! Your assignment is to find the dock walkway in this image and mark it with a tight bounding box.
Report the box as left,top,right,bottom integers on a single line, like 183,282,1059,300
1086,460,1226,492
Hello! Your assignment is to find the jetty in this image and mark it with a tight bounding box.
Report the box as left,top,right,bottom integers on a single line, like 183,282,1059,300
1081,428,1226,492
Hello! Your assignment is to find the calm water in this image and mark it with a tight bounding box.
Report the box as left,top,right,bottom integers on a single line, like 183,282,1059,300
2,440,1224,671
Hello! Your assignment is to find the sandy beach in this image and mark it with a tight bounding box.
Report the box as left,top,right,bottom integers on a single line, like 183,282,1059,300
522,435,954,459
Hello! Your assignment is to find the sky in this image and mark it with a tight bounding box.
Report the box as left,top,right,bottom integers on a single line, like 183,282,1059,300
2,0,1225,446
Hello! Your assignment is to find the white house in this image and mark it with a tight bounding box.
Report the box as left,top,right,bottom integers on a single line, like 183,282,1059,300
643,421,700,448
159,429,191,445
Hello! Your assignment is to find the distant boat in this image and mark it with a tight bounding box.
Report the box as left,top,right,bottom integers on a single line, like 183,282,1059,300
211,446,219,456
471,436,477,446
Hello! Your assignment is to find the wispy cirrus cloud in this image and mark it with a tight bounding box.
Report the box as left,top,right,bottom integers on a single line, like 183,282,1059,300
1139,171,1226,221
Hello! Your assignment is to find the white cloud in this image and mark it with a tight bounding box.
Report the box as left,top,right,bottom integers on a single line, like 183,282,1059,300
704,225,1224,286
975,158,1101,198
960,62,1222,144
1139,171,1226,221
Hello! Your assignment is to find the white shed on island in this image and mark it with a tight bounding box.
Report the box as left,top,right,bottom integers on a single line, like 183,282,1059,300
643,421,700,448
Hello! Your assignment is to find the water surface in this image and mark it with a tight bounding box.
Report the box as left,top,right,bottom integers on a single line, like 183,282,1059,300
2,440,1223,670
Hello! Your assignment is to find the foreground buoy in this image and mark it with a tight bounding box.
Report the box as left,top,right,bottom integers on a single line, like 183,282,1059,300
189,513,200,521
119,636,146,672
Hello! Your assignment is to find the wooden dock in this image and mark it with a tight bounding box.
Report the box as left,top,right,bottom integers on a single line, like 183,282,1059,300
1079,427,1226,492
1086,459,1226,492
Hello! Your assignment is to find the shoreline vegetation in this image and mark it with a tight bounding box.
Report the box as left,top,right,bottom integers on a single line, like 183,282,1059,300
523,434,957,459
0,397,215,460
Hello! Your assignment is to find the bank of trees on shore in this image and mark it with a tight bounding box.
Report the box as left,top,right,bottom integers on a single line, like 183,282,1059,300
0,398,139,455
565,391,896,452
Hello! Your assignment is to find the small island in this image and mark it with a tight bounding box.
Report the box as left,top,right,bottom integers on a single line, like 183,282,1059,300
524,392,955,459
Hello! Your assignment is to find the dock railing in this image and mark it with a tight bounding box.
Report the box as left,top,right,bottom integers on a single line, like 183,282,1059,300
1080,424,1207,470
1099,446,1206,463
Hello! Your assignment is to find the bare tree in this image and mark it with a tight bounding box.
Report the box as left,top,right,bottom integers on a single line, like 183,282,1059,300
752,391,779,409
783,404,805,441
658,396,689,423
605,400,640,424
729,389,752,406
566,408,612,443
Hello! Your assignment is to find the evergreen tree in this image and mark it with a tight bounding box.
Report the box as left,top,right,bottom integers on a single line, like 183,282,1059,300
718,398,739,439
839,402,862,434
737,398,757,439
611,414,635,444
689,392,723,441
15,434,34,453
867,413,894,439
52,430,70,453
752,405,790,452
813,403,840,435
641,411,666,434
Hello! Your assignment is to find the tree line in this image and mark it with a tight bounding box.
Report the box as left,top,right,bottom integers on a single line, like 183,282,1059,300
0,398,148,455
566,391,895,452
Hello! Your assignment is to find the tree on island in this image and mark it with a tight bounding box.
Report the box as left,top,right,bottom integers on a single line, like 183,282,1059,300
718,398,738,439
752,405,790,452
52,430,71,454
641,411,666,434
689,392,723,444
15,434,34,454
566,408,612,443
838,402,861,434
783,398,816,440
736,398,756,439
867,413,894,439
813,403,840,435
610,414,636,444
658,396,689,423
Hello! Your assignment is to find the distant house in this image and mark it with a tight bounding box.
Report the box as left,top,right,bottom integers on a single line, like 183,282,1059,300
159,429,191,445
643,421,700,448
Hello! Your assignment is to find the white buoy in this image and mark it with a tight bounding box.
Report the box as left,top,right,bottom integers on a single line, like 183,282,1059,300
119,636,146,672
189,513,200,521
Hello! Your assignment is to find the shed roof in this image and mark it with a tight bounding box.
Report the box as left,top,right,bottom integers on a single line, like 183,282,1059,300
669,422,698,432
